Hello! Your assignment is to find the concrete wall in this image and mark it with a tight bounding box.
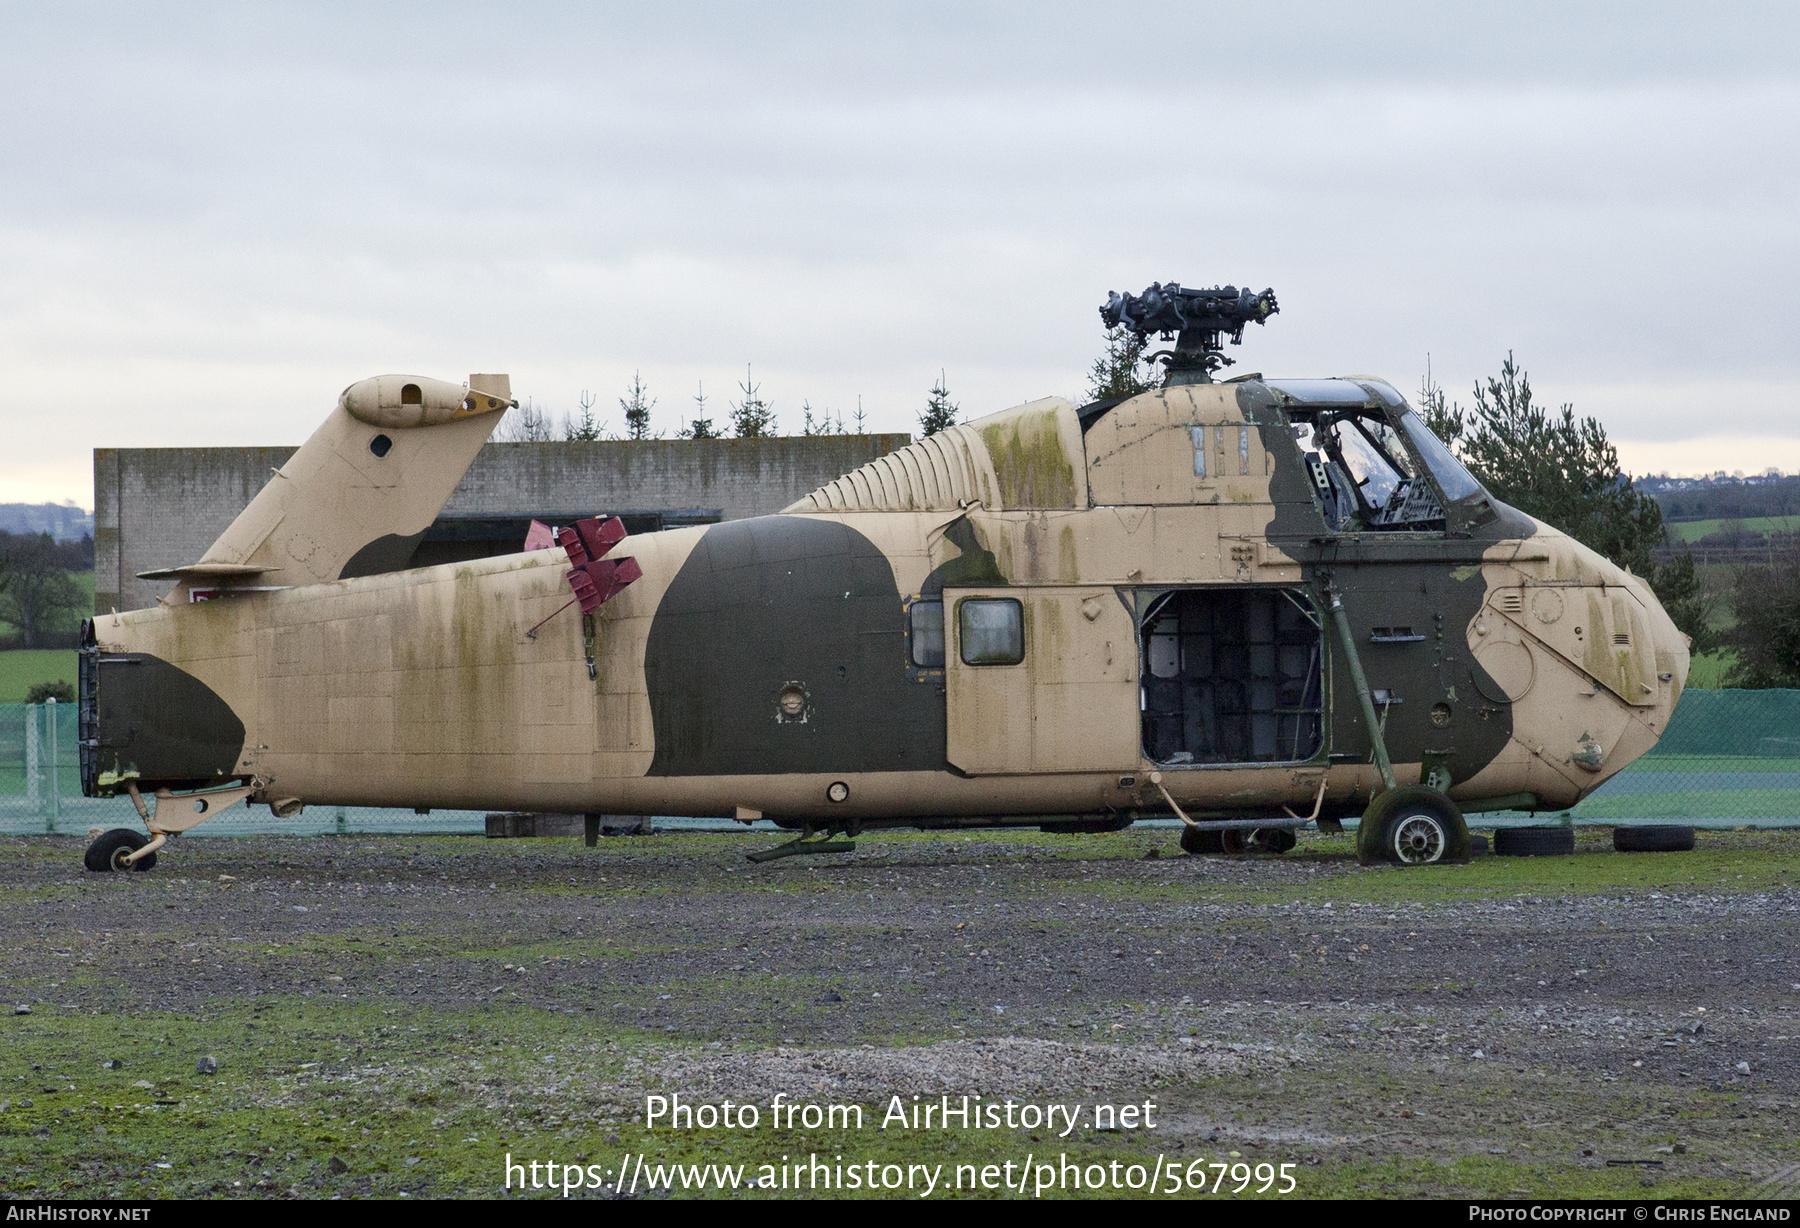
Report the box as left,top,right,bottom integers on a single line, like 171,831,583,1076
94,434,909,614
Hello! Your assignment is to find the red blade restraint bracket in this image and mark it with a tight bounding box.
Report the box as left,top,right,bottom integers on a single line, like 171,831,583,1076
558,516,643,613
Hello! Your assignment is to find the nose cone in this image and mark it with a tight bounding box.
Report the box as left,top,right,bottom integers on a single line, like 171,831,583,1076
1643,575,1691,700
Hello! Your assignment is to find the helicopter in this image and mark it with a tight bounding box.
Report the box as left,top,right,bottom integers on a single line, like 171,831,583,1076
77,283,1688,871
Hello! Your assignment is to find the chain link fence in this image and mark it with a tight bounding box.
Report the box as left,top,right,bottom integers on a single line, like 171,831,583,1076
1,690,1795,838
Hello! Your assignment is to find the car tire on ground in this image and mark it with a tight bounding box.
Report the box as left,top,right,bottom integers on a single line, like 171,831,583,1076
1357,786,1470,866
1493,825,1575,857
1469,834,1490,857
1613,825,1696,853
1180,826,1224,855
83,828,153,872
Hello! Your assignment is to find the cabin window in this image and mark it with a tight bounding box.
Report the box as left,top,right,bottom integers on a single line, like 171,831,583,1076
909,600,945,668
401,382,423,405
1140,588,1323,766
368,433,393,458
958,598,1024,666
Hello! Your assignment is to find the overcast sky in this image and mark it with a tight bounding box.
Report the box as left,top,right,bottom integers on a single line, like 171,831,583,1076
3,1,1797,506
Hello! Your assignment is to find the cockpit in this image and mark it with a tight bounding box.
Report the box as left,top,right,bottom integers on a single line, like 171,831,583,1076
1264,378,1489,534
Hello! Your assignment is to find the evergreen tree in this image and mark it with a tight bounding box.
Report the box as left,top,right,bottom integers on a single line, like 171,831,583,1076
619,372,658,440
685,381,717,439
1085,325,1158,401
1421,354,1713,652
496,398,554,442
564,390,603,441
801,401,844,436
852,396,867,434
729,365,776,438
919,371,959,436
1723,538,1800,686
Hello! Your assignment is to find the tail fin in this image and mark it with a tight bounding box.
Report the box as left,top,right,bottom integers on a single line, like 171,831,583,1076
139,374,514,597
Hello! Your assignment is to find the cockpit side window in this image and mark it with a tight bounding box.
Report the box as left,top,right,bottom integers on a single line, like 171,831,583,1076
1290,407,1445,532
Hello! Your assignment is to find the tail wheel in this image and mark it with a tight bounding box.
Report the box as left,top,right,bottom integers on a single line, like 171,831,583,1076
1357,786,1469,867
84,828,154,873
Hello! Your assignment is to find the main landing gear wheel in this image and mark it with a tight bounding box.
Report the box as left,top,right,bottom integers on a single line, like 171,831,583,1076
84,828,155,873
1357,786,1469,867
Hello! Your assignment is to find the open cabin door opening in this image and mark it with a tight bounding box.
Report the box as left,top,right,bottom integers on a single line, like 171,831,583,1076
1140,587,1325,767
944,587,1139,776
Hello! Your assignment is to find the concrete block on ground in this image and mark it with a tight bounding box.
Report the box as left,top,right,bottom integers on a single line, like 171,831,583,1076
484,812,585,838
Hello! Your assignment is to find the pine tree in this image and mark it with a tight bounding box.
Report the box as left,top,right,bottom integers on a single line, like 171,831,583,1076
801,401,844,436
496,398,554,442
1421,353,1713,652
1085,326,1158,401
920,371,959,436
619,372,657,440
852,396,867,434
685,381,717,439
729,365,776,438
564,390,603,441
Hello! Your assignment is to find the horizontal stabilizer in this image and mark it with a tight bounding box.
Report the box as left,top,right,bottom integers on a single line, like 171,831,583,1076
136,563,280,581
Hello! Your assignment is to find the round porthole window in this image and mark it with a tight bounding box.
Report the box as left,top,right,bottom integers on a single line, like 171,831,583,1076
369,433,393,458
827,781,849,804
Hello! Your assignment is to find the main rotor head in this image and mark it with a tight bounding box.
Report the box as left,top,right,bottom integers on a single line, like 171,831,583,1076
1099,282,1279,384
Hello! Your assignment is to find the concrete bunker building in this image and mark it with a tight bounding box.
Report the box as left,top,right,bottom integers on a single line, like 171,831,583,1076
94,434,910,613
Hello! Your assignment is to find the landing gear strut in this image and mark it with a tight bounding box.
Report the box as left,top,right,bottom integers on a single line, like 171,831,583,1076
82,781,257,872
747,822,858,863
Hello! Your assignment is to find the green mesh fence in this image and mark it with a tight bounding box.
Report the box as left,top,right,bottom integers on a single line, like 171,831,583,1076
1,691,1796,837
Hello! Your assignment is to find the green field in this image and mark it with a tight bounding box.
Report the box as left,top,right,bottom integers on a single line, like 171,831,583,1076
1666,515,1800,543
0,650,77,703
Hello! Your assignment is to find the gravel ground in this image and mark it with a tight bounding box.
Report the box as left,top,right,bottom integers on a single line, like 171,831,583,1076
3,826,1798,1198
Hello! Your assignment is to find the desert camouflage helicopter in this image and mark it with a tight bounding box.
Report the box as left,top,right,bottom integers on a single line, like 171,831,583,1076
77,283,1688,872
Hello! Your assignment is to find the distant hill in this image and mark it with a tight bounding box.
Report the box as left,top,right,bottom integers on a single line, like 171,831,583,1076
0,503,92,542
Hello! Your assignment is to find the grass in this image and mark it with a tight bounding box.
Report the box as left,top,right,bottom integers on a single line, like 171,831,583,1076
1057,829,1800,908
6,828,1799,1199
0,650,77,703
1666,516,1800,543
0,996,1760,1200
1684,650,1736,689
